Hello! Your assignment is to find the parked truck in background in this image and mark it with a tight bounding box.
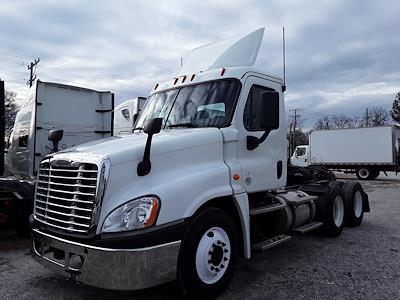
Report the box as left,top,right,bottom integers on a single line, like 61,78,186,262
291,126,400,180
113,97,146,135
0,80,114,235
31,28,370,299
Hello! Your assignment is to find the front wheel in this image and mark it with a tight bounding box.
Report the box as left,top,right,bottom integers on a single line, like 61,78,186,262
355,167,371,180
177,208,238,300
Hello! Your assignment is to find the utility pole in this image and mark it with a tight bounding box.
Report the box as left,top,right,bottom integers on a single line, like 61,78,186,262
365,108,370,127
27,58,40,87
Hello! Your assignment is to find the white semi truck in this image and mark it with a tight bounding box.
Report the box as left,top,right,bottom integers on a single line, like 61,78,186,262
0,80,114,235
31,29,370,299
113,97,146,135
291,126,400,180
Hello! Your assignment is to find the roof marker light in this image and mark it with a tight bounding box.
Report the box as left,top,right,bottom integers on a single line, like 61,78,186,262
190,74,195,81
154,83,159,90
182,75,187,83
173,78,178,85
220,68,226,76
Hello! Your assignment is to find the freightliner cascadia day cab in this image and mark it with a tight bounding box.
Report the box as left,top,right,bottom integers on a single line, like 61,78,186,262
0,80,113,235
291,126,400,180
113,97,146,135
31,29,370,299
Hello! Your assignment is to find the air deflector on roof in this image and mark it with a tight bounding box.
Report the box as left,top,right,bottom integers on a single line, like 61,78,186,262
180,28,265,75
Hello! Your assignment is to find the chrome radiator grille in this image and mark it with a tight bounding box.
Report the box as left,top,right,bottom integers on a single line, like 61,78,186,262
34,160,99,233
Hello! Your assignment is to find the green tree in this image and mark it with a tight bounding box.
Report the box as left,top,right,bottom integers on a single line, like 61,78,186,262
391,92,400,124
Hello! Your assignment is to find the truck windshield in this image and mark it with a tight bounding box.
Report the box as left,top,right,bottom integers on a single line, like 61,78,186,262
296,147,306,156
135,79,240,130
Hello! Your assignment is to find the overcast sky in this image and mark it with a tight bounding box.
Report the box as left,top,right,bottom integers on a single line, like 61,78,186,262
0,0,399,127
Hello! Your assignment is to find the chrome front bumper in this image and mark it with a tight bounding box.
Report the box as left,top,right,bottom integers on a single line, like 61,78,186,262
32,229,181,290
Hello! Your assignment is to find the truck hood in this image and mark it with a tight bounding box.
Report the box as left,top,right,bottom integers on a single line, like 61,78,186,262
60,128,223,165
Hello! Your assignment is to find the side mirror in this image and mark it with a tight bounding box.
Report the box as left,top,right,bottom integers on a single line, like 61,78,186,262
259,92,279,130
48,129,64,152
144,118,162,134
247,92,280,150
137,118,163,176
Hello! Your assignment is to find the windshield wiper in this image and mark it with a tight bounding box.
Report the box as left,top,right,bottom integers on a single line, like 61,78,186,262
167,123,198,128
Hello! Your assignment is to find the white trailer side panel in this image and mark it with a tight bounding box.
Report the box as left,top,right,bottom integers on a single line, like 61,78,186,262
33,81,113,175
310,126,395,164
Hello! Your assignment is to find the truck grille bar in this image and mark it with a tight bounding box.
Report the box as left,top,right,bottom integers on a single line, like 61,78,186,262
34,160,99,234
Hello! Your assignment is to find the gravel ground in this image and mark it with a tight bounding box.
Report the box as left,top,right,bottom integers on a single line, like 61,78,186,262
1,173,399,299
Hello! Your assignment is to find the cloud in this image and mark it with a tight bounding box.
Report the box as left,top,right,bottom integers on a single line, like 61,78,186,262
0,0,399,128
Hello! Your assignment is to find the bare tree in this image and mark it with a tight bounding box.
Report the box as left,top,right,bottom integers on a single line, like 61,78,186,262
314,116,332,130
5,91,19,134
293,129,309,147
332,114,354,128
352,116,363,128
287,112,305,155
371,107,389,126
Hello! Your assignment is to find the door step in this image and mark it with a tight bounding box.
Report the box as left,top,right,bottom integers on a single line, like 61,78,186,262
252,234,292,251
293,221,323,234
250,203,286,215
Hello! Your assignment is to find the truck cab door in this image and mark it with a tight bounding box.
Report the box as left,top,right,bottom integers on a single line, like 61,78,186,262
236,76,287,192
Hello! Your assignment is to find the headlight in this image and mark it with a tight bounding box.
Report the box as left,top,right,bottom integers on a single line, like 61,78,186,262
102,196,160,233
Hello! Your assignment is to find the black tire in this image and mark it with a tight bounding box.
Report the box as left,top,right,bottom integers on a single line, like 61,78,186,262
177,208,238,300
321,185,345,237
15,198,32,237
355,167,371,180
343,181,364,227
369,169,380,180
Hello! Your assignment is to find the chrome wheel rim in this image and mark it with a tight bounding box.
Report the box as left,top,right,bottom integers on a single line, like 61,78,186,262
354,191,363,218
195,227,231,284
333,195,344,227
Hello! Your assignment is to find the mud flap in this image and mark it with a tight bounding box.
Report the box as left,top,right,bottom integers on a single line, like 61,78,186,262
362,190,370,212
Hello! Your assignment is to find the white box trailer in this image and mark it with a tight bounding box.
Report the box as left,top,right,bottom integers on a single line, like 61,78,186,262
291,126,400,179
5,80,114,177
1,80,114,235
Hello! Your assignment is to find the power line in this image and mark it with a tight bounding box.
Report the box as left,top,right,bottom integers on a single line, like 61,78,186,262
0,50,148,84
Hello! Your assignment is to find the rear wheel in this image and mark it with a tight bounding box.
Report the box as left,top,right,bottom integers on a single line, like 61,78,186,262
343,181,364,227
356,167,371,180
370,169,380,180
321,185,345,237
177,208,238,300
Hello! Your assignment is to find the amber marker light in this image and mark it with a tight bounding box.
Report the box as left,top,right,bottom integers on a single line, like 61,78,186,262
144,198,160,227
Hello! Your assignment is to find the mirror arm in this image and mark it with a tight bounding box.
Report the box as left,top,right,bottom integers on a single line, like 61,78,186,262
247,129,272,150
137,134,153,176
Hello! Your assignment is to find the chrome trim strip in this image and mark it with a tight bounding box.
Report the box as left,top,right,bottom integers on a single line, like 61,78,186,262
33,217,88,233
35,199,92,212
34,214,91,228
32,229,180,252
